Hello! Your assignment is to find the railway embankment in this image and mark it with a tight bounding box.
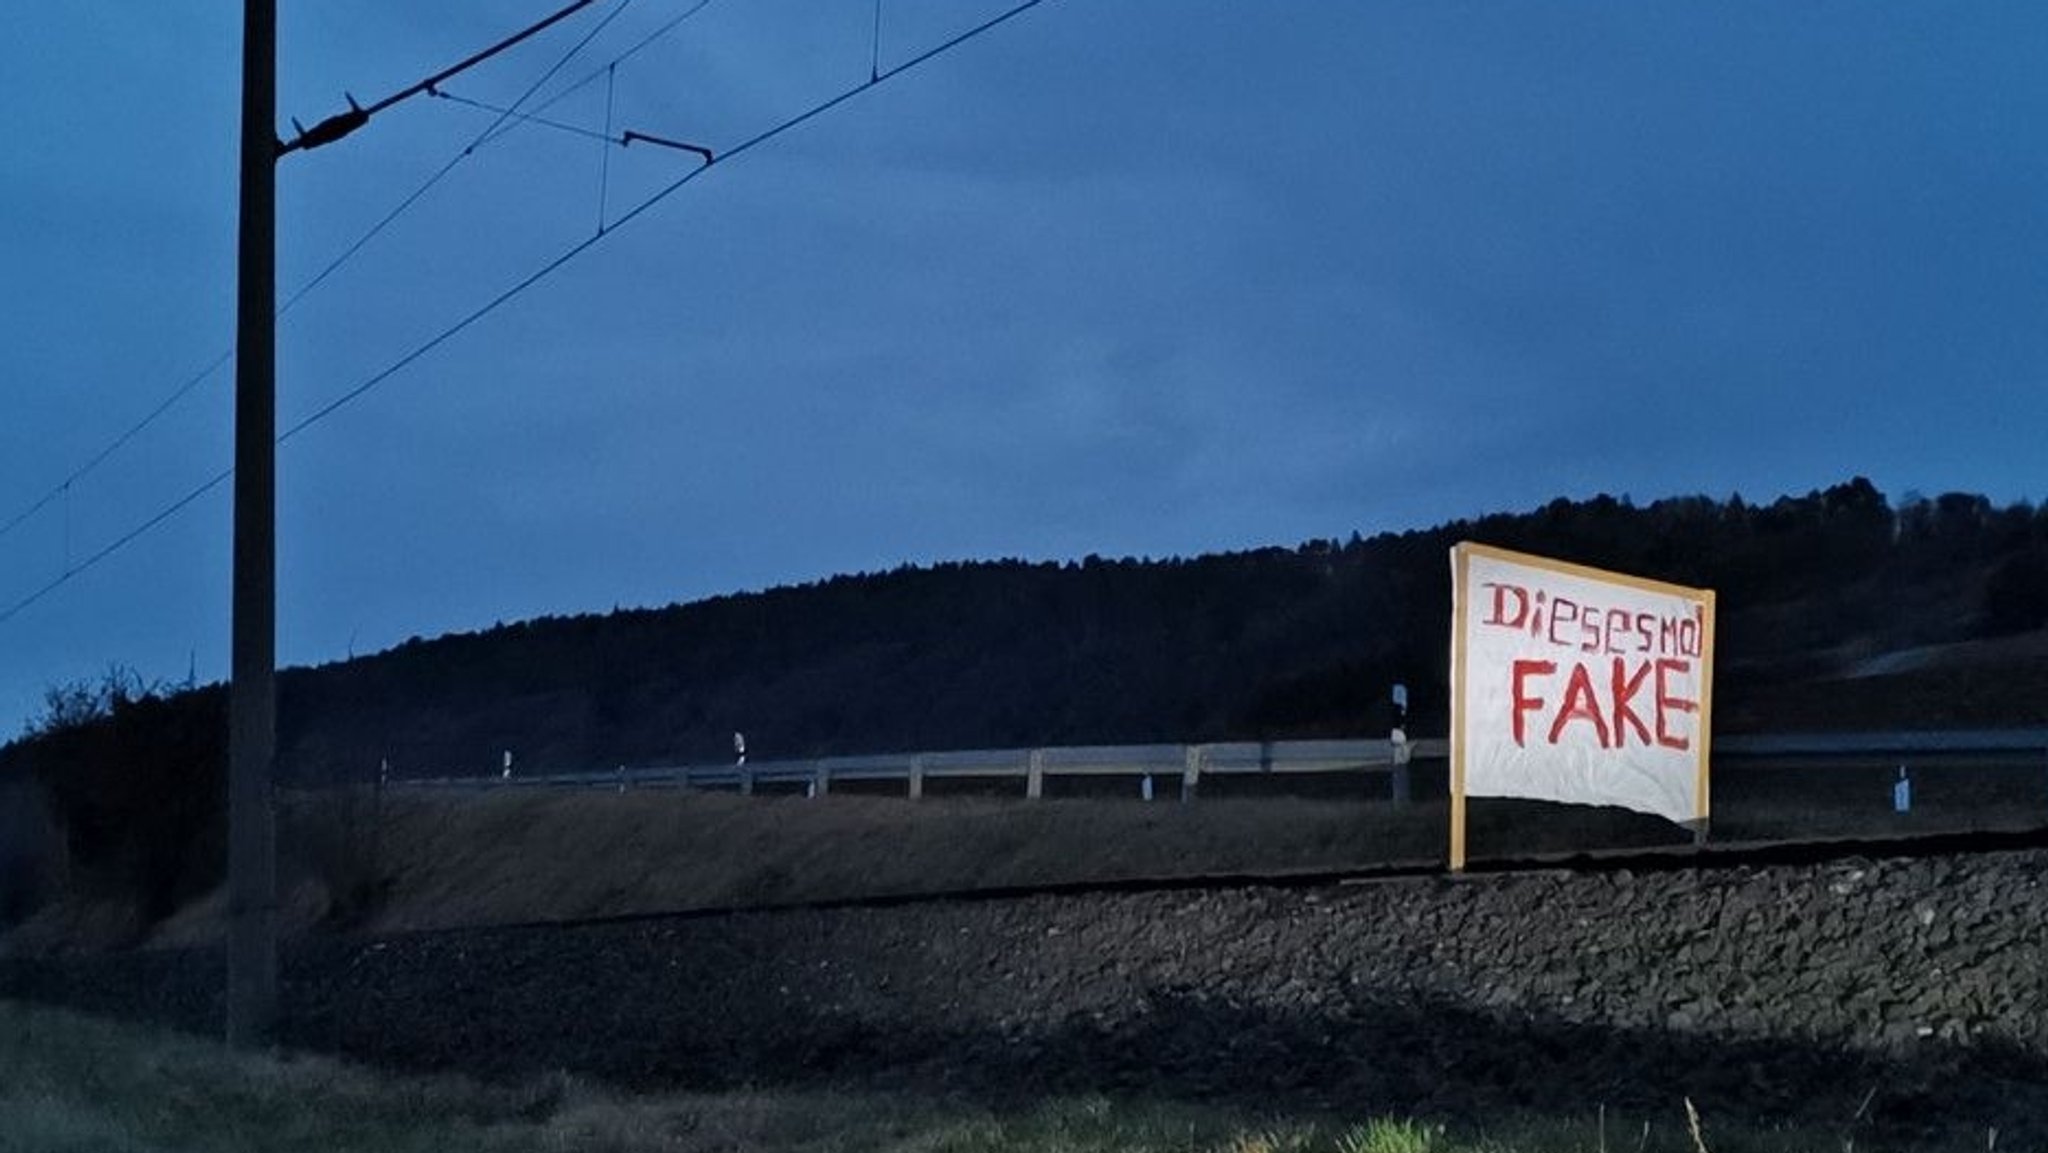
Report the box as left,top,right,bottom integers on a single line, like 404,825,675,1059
4,845,2044,1146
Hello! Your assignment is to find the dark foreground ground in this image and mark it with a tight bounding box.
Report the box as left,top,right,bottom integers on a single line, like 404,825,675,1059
6,846,2045,1150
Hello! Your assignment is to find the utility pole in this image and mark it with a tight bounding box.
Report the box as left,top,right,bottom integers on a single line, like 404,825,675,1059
227,0,279,1048
225,0,603,1048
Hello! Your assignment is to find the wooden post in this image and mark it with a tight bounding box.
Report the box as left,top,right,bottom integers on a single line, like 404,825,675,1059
1449,782,1468,872
1026,749,1044,800
1181,745,1204,802
1449,545,1470,873
1696,588,1718,839
908,755,925,801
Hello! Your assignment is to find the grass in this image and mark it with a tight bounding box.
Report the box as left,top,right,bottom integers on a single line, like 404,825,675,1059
0,999,1991,1153
118,781,2038,948
11,772,2041,953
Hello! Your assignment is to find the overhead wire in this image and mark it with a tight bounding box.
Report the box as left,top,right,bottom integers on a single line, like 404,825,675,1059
0,0,1053,628
282,0,640,313
303,1,601,132
599,64,618,230
0,348,234,544
0,468,235,629
433,90,717,161
287,0,1049,443
431,90,620,146
871,0,884,82
481,0,718,146
0,0,657,553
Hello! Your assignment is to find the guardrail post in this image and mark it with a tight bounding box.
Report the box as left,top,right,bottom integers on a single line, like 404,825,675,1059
1390,682,1410,806
908,755,925,801
676,763,691,793
617,764,627,794
1026,749,1045,800
1181,745,1204,802
740,764,755,797
813,760,831,798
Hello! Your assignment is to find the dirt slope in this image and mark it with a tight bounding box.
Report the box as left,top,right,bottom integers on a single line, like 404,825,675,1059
6,755,2030,955
5,848,2043,1149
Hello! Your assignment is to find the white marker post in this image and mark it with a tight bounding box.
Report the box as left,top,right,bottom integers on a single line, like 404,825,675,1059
1390,682,1412,805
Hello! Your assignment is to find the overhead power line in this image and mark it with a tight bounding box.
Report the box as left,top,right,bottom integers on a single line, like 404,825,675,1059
599,64,618,230
284,0,638,302
432,89,621,145
0,0,1053,629
871,0,885,83
278,0,602,156
0,349,235,545
0,0,663,554
287,0,1049,440
487,0,718,143
430,93,716,163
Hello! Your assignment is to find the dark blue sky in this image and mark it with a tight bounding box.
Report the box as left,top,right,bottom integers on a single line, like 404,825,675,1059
3,2,2045,734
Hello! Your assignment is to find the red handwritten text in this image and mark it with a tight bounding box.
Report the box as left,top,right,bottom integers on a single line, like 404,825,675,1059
1482,582,1703,659
1509,657,1698,751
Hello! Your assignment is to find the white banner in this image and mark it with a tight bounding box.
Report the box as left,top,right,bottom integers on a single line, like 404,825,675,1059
1450,542,1715,827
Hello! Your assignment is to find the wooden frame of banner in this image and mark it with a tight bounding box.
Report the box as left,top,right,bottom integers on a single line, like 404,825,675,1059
1448,541,1717,872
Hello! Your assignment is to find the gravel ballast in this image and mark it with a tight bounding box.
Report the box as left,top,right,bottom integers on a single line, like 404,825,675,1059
6,849,2045,1144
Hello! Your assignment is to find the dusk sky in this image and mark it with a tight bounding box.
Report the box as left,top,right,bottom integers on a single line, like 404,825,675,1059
3,2,2046,736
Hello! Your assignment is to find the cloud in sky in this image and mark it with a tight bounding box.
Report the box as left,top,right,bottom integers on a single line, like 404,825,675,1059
3,1,2046,731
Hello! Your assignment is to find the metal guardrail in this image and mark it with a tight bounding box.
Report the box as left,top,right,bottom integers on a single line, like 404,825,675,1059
385,729,2048,800
1714,728,2048,757
390,737,1446,799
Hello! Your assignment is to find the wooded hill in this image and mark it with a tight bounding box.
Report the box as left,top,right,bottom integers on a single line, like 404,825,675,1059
246,478,2048,778
8,477,2046,924
12,477,2048,787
